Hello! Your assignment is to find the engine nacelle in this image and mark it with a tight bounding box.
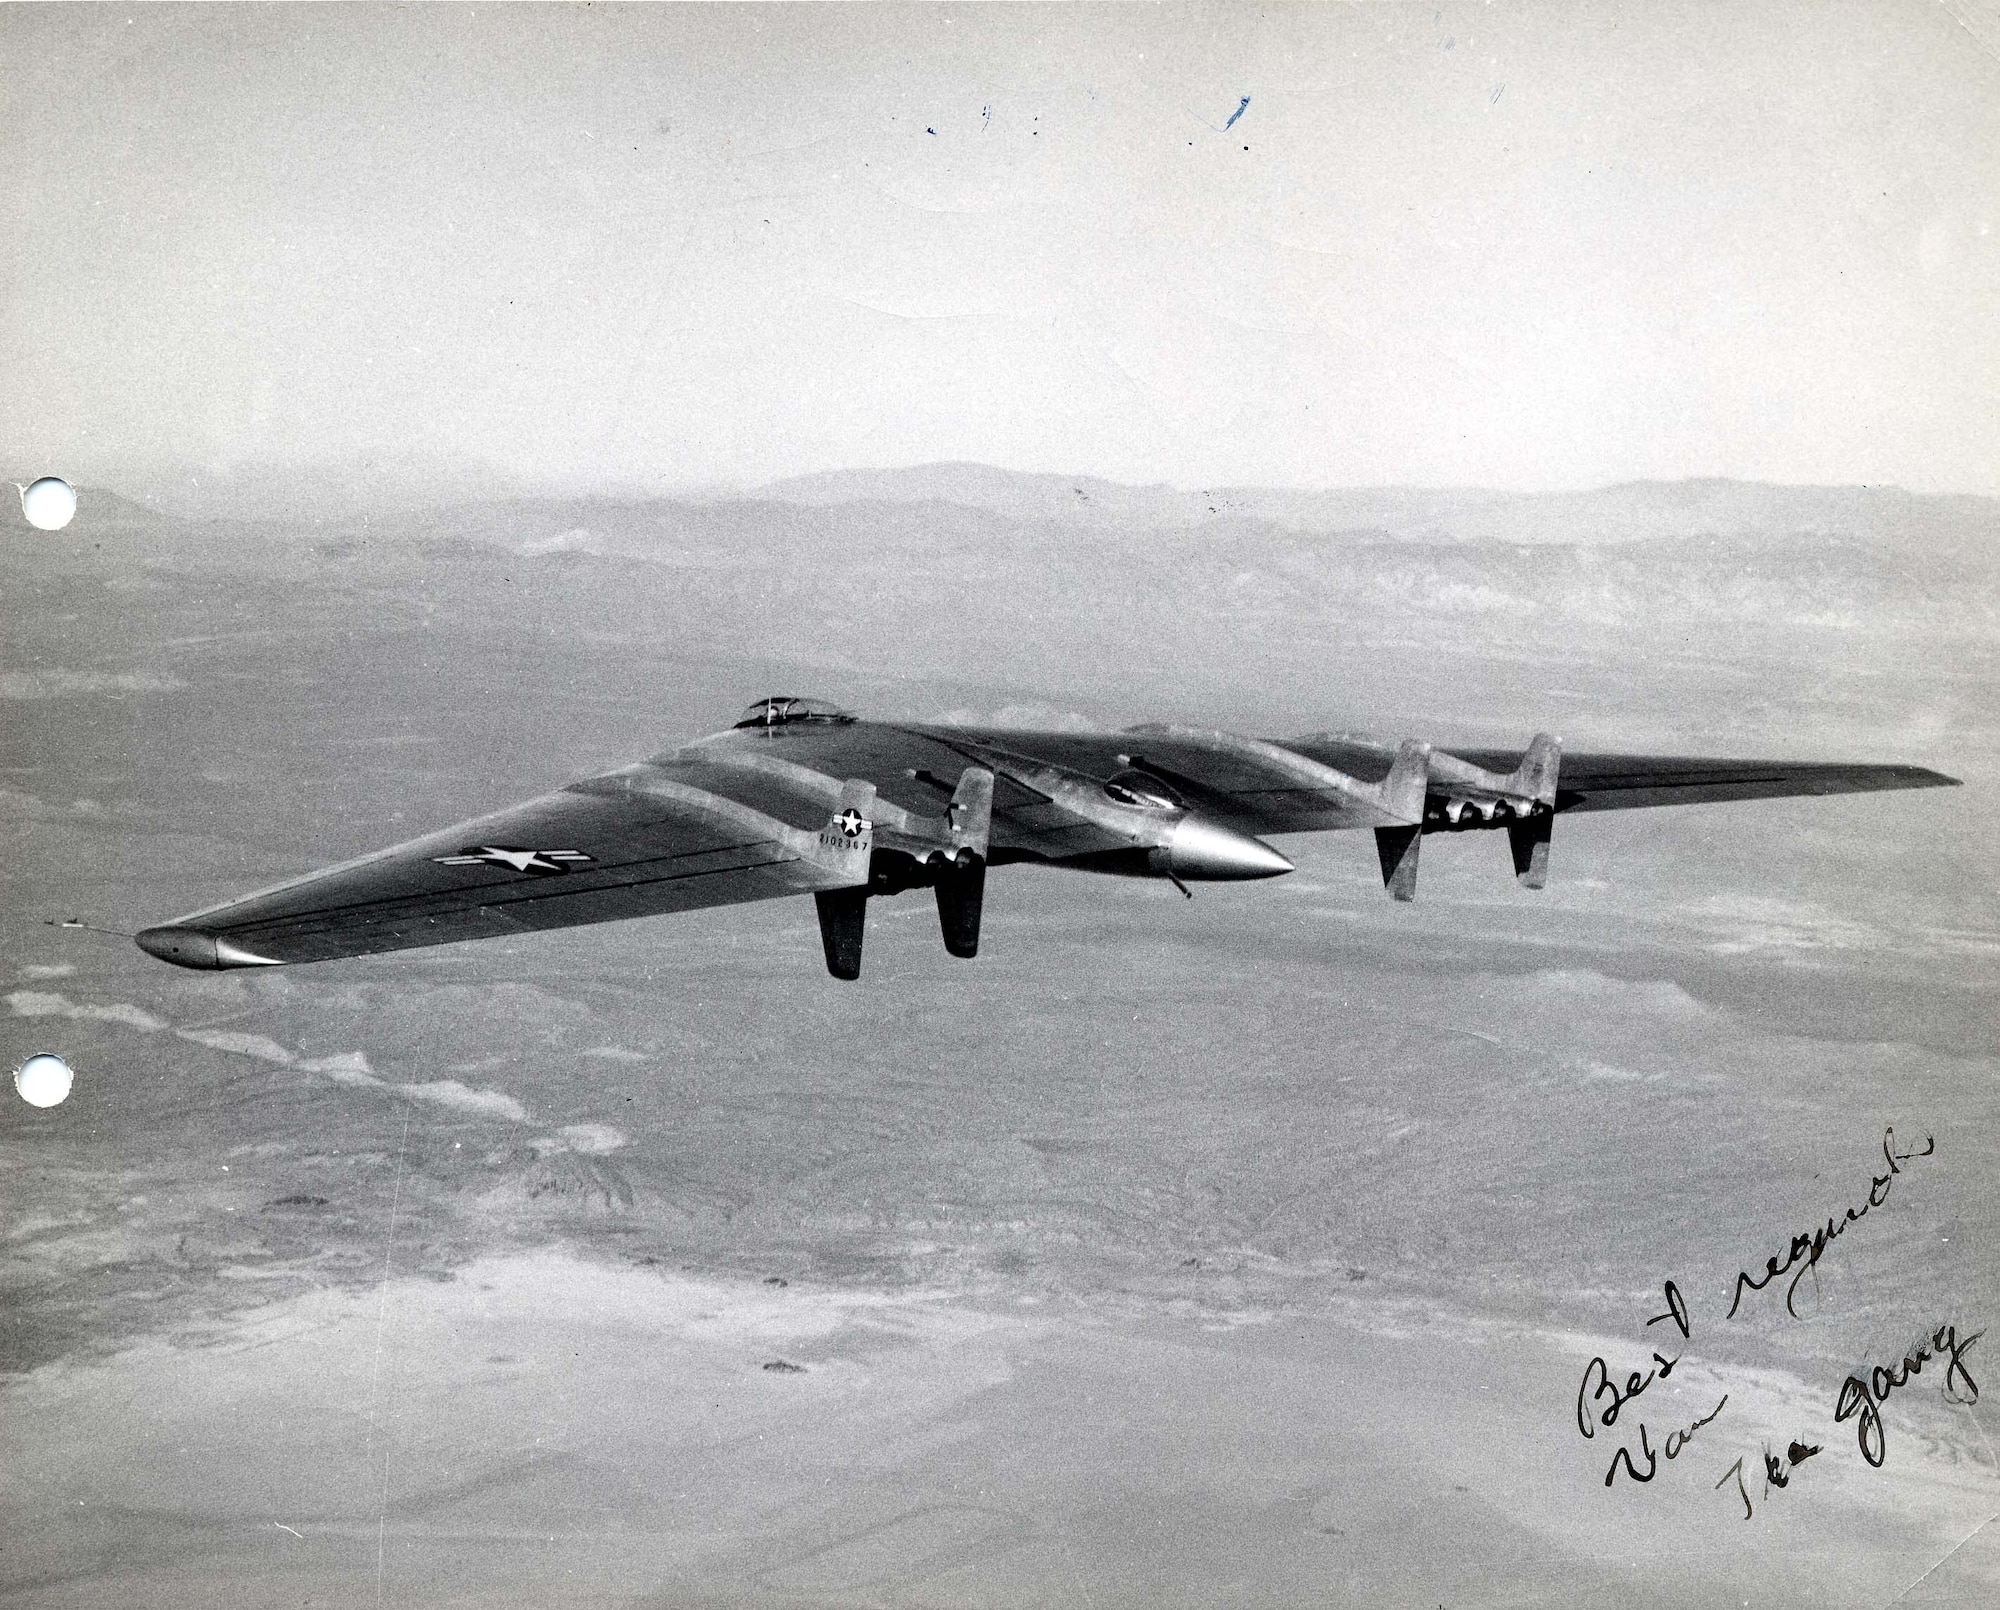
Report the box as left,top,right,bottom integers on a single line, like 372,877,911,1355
1387,733,1562,898
1148,815,1293,882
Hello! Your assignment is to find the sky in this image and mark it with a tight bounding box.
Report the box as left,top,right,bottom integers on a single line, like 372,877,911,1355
2,1,1997,501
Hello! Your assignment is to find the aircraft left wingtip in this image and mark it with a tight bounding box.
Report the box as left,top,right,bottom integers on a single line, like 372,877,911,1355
135,927,285,970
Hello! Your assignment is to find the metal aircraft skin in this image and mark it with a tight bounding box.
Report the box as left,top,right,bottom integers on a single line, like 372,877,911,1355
135,695,1960,981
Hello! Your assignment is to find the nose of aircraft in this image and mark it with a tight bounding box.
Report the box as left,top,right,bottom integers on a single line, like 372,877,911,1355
1153,814,1294,881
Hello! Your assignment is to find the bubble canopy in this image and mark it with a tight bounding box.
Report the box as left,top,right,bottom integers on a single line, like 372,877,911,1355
733,696,858,730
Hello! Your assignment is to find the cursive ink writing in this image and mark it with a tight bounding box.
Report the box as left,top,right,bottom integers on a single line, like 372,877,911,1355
1604,1394,1729,1487
1716,1457,1750,1519
1646,1279,1690,1341
1833,1321,1982,1467
1725,1128,1935,1321
1716,1438,1820,1521
1577,1350,1680,1439
1764,1438,1820,1488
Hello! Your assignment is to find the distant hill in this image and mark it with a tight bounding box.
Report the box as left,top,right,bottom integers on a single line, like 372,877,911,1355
15,465,1997,754
755,463,1514,535
52,470,1995,652
24,464,1997,661
90,455,2000,556
754,464,1999,553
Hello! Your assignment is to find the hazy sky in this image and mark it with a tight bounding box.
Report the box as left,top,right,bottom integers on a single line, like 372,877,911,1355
3,2,1996,498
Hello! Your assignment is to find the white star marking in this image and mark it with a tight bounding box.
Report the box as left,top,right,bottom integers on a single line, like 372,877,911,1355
834,809,868,838
432,846,593,874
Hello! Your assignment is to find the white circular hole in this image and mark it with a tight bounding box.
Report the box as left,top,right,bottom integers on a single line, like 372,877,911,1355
15,1052,74,1108
20,477,78,531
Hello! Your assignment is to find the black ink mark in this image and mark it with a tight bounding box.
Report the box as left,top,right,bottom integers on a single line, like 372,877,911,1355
1606,1425,1659,1485
1717,1456,1753,1520
1726,1128,1934,1321
1577,1351,1680,1439
1724,1436,1822,1519
1761,1438,1822,1489
1603,1395,1728,1487
1646,1280,1691,1341
1834,1322,1982,1468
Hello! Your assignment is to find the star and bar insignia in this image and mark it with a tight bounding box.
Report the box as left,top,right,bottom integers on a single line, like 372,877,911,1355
432,846,594,875
833,808,868,838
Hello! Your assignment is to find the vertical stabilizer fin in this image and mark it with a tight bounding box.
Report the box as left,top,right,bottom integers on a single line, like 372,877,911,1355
934,765,993,958
811,780,876,976
1379,739,1432,824
934,856,986,958
1507,735,1558,888
1509,733,1562,806
1508,814,1553,890
1375,824,1423,902
948,766,994,857
814,779,876,884
814,887,869,980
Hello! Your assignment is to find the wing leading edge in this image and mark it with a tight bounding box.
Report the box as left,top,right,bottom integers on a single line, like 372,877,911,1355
136,760,883,969
135,697,1960,977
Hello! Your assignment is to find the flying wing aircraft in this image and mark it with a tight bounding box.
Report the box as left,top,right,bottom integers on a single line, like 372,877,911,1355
135,695,1959,980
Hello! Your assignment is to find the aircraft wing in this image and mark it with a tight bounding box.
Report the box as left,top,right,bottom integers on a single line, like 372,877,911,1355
885,723,1957,906
1455,752,1958,814
907,726,1959,839
135,759,883,969
135,695,1960,977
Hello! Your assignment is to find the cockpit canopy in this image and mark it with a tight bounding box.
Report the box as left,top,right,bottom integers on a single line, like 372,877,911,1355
733,695,858,730
1102,770,1183,810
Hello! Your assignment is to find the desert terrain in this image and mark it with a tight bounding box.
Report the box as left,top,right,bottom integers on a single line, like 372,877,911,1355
4,473,1997,1606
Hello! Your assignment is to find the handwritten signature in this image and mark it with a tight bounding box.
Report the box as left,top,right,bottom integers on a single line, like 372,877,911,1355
1578,1281,1728,1488
1572,1127,1969,1517
1833,1322,1983,1467
1724,1128,1935,1321
1604,1394,1730,1486
1577,1282,1690,1439
1715,1438,1822,1520
1576,1348,1681,1438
